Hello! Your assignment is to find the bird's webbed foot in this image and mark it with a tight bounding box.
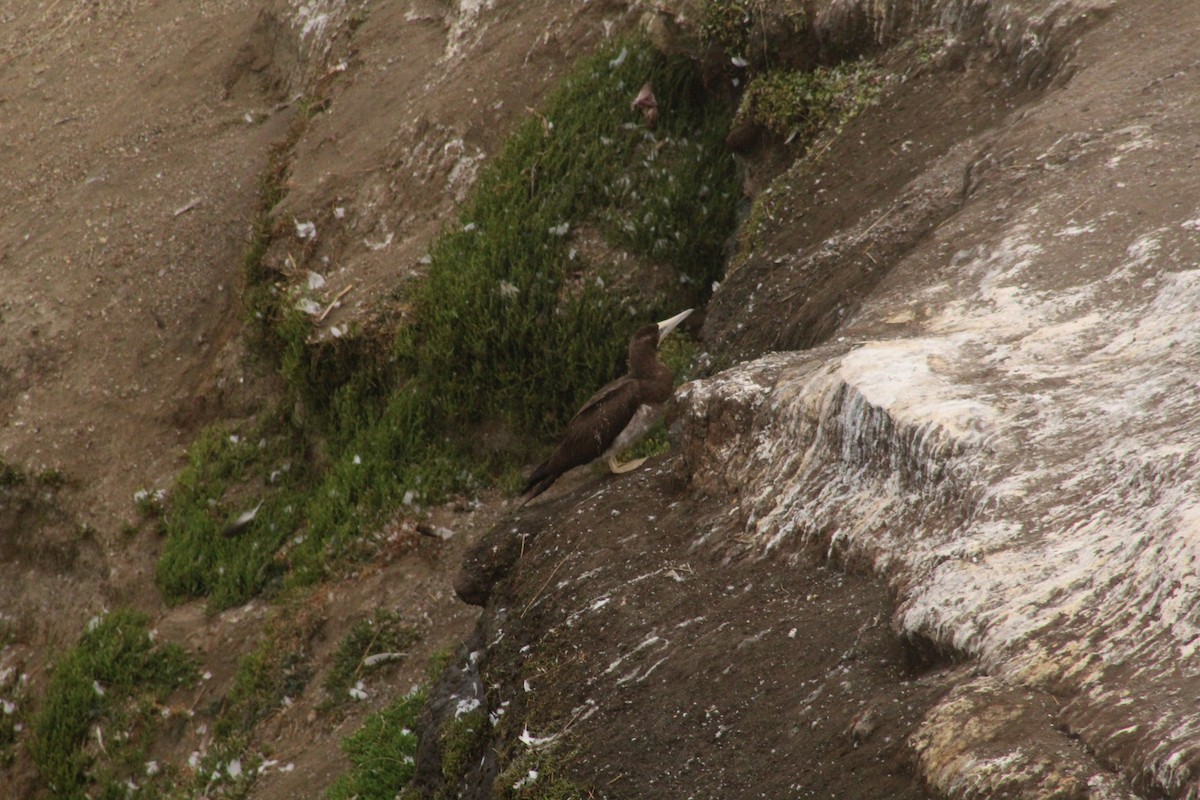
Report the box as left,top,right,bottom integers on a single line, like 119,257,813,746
607,454,648,474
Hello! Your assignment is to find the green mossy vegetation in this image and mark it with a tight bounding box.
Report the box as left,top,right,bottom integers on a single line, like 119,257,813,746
326,690,425,800
0,458,67,491
699,0,759,55
0,459,23,488
322,611,421,709
732,61,882,260
324,646,462,800
436,709,491,794
735,62,880,145
495,747,593,800
27,611,195,800
155,421,310,609
0,661,24,770
387,37,735,464
213,612,317,742
157,37,739,609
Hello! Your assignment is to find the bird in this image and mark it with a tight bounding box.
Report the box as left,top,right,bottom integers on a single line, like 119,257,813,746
520,308,692,504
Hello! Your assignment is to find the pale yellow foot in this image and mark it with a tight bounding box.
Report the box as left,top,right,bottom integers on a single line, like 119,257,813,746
607,454,648,474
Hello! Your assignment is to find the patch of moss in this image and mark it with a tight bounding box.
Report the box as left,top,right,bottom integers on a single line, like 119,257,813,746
495,747,592,800
155,421,309,609
326,690,425,800
27,610,195,800
322,611,421,709
243,99,323,341
425,647,455,685
438,709,491,793
36,467,66,488
0,459,23,488
0,664,25,770
407,37,736,439
132,486,166,518
0,460,67,491
729,61,881,260
214,611,317,741
735,62,881,146
700,0,758,55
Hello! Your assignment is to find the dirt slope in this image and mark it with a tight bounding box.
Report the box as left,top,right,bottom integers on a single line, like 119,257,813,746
0,0,640,796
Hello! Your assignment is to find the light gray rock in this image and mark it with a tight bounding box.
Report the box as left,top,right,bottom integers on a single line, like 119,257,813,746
681,0,1200,796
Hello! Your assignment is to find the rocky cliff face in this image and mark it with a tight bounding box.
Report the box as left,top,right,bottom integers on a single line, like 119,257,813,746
451,0,1200,797
686,0,1200,795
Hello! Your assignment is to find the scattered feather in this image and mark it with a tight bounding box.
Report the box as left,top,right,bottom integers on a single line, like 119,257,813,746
366,231,394,250
513,769,540,790
455,697,481,717
362,652,405,667
296,298,322,316
519,728,558,748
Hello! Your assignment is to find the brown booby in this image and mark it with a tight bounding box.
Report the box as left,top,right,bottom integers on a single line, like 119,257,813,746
520,308,693,503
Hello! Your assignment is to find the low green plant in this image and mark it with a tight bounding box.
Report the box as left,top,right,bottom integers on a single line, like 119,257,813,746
735,62,881,146
157,36,738,608
326,690,425,800
438,709,491,790
700,0,758,55
0,459,25,488
495,746,593,800
0,460,66,490
36,467,66,488
323,611,421,708
133,486,166,518
27,610,195,799
155,422,309,609
406,37,735,439
214,617,315,741
425,647,455,685
0,664,25,770
243,102,321,343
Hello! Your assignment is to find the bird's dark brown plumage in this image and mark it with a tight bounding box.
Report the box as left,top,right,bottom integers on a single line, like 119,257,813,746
521,311,689,503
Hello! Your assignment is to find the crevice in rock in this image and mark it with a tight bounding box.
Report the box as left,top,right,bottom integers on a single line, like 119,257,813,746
699,0,1113,366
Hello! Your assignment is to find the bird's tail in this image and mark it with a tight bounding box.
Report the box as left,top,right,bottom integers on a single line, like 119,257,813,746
519,460,555,505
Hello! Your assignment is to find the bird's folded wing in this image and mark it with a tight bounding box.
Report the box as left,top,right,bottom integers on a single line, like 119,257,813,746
569,375,632,423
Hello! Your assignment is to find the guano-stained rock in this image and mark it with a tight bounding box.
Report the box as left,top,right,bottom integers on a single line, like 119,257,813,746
681,1,1200,796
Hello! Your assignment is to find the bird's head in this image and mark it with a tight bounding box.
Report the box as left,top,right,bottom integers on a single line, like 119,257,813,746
628,308,692,368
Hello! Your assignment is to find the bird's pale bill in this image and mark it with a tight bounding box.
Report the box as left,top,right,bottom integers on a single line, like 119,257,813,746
656,308,693,343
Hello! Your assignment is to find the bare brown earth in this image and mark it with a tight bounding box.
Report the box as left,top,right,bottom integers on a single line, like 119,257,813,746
1,0,643,795
0,0,1182,798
